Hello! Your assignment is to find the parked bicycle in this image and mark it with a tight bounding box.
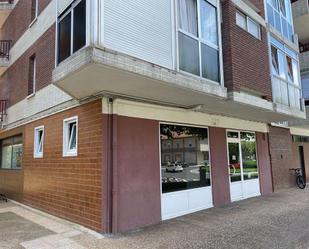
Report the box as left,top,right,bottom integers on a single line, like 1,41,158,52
289,168,306,189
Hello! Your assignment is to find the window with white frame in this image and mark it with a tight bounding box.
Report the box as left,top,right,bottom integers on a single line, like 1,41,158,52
28,54,36,96
177,0,221,83
63,117,78,157
34,126,44,158
236,11,261,39
270,36,302,109
266,0,294,42
57,0,86,64
30,0,38,23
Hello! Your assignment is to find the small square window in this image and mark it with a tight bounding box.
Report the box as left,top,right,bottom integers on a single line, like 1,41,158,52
63,116,78,157
34,126,44,158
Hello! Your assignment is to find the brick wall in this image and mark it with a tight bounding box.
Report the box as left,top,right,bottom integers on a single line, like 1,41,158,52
268,126,294,190
221,0,272,100
22,100,103,231
4,25,55,107
1,0,52,44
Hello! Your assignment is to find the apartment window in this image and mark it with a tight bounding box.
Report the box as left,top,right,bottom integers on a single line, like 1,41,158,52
30,0,38,23
0,135,23,170
28,54,36,96
178,0,220,83
63,116,78,157
57,0,86,64
270,36,301,109
34,126,44,158
236,11,261,39
266,0,293,42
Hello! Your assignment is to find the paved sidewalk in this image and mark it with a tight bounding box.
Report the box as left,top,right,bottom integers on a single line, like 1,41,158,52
1,188,309,249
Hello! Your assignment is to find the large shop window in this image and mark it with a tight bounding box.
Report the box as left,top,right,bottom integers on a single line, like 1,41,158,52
178,0,220,83
160,124,211,193
270,36,302,109
0,135,23,170
57,0,86,64
266,0,294,42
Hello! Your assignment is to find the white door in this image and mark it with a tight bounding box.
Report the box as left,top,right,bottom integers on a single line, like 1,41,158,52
160,124,213,220
227,131,260,202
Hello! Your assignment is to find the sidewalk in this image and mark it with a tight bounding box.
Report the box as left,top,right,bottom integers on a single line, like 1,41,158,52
1,188,309,249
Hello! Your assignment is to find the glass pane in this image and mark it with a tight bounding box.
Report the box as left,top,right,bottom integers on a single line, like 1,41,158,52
272,77,282,103
38,130,43,153
278,51,286,80
227,131,239,138
12,144,23,169
236,12,246,30
228,143,241,182
274,11,281,33
201,43,220,82
278,0,286,16
271,46,279,75
1,146,12,169
69,123,77,150
58,13,71,63
286,56,294,83
282,18,288,40
280,80,289,105
178,32,200,76
267,4,274,27
288,84,296,107
73,0,86,53
302,73,309,100
200,0,218,45
160,124,210,193
287,24,293,42
292,60,299,86
241,133,258,181
247,18,260,39
178,0,198,36
295,88,301,109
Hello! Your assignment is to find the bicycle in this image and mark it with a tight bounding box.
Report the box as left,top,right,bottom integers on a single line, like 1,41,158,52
289,168,306,189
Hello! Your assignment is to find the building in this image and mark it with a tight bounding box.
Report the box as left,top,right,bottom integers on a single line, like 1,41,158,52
0,0,305,233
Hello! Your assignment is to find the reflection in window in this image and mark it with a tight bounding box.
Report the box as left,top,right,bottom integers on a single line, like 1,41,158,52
271,46,279,75
286,56,294,83
0,135,23,169
241,132,258,181
160,124,210,193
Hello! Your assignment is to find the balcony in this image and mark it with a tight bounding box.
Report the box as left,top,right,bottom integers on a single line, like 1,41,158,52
0,40,11,75
0,99,7,126
299,44,309,72
292,0,309,43
0,0,14,28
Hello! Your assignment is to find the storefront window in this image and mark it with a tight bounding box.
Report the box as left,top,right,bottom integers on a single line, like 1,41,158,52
160,124,211,193
0,135,23,169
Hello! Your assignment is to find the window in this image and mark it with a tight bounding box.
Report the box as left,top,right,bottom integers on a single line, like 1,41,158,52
28,54,36,96
57,0,86,64
178,0,220,83
270,37,302,109
63,116,78,157
34,126,44,158
236,11,261,39
266,0,294,42
30,0,38,23
0,135,23,170
160,124,210,193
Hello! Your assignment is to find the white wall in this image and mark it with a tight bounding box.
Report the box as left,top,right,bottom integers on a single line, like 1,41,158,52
103,0,174,69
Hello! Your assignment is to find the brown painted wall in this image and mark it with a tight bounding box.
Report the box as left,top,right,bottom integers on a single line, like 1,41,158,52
113,116,161,233
22,100,103,231
256,132,273,195
221,0,272,100
268,126,294,190
292,143,309,183
209,127,231,206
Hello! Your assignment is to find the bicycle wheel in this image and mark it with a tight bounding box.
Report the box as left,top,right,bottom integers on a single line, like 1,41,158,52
296,176,306,189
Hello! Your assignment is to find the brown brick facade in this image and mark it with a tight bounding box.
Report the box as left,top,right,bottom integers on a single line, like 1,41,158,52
268,126,294,190
1,0,52,44
221,0,272,100
4,25,55,107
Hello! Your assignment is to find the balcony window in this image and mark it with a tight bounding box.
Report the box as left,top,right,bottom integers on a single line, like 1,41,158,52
270,36,302,109
177,0,220,83
0,135,23,170
267,0,294,42
57,0,86,64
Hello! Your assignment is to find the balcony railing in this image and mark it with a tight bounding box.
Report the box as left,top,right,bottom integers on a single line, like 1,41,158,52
300,43,309,53
0,100,7,122
0,40,11,60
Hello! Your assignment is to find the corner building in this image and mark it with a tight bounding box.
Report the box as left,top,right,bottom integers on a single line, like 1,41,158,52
0,0,305,233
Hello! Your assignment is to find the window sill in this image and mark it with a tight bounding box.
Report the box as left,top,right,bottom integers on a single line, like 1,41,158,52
29,17,38,28
34,154,43,159
27,93,36,99
0,168,23,171
63,151,78,157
